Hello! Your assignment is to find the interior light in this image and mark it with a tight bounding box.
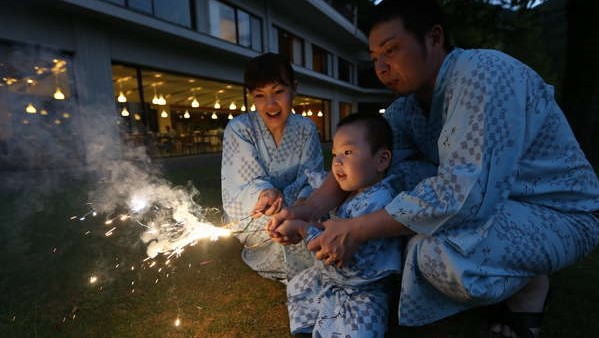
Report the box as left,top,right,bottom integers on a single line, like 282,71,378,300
211,112,218,119
183,110,191,119
121,107,130,117
26,103,37,114
53,88,65,100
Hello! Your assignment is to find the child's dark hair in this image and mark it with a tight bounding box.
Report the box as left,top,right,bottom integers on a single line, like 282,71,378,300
370,0,453,52
337,113,393,154
244,53,296,91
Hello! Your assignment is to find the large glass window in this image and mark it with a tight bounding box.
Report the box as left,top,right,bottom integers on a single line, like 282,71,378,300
338,57,355,83
112,64,247,157
103,0,192,28
208,0,262,51
0,42,80,169
293,96,330,141
275,27,304,67
312,44,333,76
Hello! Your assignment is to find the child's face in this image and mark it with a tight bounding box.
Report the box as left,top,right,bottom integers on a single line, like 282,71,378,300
250,82,294,133
332,123,389,192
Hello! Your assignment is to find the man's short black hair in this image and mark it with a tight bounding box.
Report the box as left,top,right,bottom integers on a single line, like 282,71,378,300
244,52,296,91
370,0,453,52
337,113,393,154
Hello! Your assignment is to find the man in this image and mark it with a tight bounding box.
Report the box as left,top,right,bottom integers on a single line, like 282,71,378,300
269,1,599,337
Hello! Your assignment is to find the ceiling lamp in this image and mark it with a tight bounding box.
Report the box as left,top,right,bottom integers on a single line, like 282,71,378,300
191,97,199,108
292,109,296,114
26,103,37,114
301,111,306,117
183,110,191,119
53,88,65,100
134,113,141,121
317,110,323,117
379,108,386,114
307,109,313,117
211,112,218,119
250,104,256,111
117,80,127,102
214,100,221,109
158,94,166,106
40,109,48,116
240,105,246,112
121,107,130,117
152,86,159,105
227,113,233,120
229,102,237,110
160,110,168,118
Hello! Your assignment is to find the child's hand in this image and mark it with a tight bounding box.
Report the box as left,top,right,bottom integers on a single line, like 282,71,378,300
269,219,306,245
252,188,283,218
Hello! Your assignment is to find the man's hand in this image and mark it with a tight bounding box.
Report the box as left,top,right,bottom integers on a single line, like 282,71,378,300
252,188,283,218
306,217,361,268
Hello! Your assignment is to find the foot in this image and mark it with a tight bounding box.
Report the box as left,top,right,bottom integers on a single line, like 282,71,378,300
489,275,551,338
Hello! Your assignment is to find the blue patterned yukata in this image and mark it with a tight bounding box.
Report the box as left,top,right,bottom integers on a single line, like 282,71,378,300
383,48,599,325
221,112,324,281
287,176,402,337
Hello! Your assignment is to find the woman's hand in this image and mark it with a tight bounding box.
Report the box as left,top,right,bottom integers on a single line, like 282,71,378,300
306,217,361,268
268,219,306,245
252,188,283,218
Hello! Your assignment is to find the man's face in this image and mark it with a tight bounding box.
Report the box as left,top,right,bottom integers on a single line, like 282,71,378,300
369,17,438,96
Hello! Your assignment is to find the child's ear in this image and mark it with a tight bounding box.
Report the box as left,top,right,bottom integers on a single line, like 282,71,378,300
376,149,392,172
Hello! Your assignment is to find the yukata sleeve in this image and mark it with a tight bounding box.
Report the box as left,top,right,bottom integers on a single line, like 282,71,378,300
385,52,527,238
221,119,274,220
282,123,324,205
384,102,438,192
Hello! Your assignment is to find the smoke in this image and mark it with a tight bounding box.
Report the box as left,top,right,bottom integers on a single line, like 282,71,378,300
0,44,226,260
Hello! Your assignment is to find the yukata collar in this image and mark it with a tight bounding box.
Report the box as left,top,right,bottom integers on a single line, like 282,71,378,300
253,112,295,147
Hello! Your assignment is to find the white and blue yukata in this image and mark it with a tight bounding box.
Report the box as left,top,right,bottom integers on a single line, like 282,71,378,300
221,112,324,281
383,48,599,325
287,176,402,337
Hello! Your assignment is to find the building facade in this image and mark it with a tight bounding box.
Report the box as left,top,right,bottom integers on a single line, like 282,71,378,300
0,0,391,163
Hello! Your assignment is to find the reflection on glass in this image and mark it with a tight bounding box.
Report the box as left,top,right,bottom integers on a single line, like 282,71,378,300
154,0,191,27
128,0,152,14
209,0,236,44
237,11,251,47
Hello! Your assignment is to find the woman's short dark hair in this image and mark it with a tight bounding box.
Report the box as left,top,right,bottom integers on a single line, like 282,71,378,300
370,0,453,52
244,53,296,91
337,113,393,154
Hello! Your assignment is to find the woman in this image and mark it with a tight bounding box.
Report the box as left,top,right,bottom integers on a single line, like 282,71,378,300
221,53,324,281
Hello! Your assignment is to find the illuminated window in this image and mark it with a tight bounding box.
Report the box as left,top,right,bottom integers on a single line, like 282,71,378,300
208,0,262,51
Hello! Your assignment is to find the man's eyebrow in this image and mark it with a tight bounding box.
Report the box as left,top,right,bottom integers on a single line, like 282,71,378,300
369,35,397,54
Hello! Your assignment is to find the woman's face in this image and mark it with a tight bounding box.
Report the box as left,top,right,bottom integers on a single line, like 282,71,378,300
250,82,294,133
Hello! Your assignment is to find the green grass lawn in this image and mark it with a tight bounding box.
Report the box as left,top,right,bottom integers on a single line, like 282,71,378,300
0,155,597,337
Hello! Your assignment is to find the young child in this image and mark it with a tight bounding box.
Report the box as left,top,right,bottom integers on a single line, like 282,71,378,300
273,113,402,338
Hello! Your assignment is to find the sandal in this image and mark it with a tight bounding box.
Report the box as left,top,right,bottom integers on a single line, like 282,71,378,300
492,288,553,338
